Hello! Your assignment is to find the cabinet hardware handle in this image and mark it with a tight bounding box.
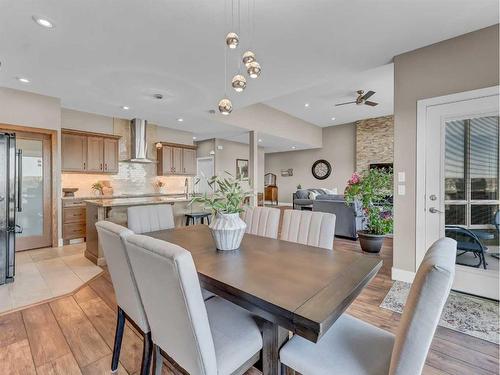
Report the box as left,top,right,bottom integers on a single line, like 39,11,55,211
100,163,103,170
83,162,86,170
104,163,107,170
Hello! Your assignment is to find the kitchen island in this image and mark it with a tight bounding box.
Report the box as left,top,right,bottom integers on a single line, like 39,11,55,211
85,195,197,265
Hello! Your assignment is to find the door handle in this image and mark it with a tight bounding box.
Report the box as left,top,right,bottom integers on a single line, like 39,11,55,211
16,149,22,212
429,207,444,214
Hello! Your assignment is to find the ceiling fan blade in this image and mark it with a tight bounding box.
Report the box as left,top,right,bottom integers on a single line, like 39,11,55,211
360,90,375,101
364,100,379,106
335,101,356,106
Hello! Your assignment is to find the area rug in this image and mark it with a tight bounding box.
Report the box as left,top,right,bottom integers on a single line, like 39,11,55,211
380,281,499,344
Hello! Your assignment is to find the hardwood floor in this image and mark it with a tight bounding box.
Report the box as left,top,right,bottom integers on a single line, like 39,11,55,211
0,237,497,374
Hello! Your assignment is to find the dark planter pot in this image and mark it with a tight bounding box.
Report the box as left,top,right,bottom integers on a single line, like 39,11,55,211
357,230,385,253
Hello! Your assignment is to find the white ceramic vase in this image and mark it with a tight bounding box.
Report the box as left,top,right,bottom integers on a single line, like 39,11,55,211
209,212,247,251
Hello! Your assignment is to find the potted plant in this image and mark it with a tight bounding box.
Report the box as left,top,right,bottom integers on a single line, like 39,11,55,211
344,169,393,253
91,182,104,196
190,172,251,251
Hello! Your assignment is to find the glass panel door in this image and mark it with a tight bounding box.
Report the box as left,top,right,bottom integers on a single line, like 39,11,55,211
444,115,499,270
7,131,52,251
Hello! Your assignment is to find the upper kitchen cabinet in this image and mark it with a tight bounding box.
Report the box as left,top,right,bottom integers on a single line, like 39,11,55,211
61,129,121,174
61,132,87,172
157,142,197,176
103,138,119,173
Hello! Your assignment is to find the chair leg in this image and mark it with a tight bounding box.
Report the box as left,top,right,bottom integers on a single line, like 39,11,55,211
152,344,163,375
111,307,126,373
141,331,153,375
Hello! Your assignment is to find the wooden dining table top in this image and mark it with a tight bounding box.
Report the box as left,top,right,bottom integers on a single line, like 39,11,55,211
145,225,382,343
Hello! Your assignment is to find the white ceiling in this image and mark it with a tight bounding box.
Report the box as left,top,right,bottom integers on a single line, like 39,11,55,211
0,0,497,151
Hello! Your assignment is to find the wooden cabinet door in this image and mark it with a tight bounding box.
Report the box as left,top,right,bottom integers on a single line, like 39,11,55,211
103,138,119,173
62,133,87,172
182,148,196,175
172,147,183,174
162,146,173,174
86,136,104,172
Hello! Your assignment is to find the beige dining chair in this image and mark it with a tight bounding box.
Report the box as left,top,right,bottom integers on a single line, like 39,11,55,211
127,204,175,234
95,221,152,375
279,237,457,375
242,206,281,239
124,234,263,375
280,209,336,250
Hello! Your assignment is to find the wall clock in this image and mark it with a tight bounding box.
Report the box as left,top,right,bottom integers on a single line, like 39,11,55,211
312,159,332,180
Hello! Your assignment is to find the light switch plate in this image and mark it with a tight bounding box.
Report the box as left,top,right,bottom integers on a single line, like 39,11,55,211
398,172,405,183
398,185,406,196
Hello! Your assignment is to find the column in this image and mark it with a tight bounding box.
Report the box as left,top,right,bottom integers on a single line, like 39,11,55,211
248,131,258,206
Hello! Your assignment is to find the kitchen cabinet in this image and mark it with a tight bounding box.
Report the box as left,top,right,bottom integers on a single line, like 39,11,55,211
157,142,197,176
103,138,119,173
62,199,86,244
61,129,120,174
61,133,87,172
182,148,196,175
86,136,104,172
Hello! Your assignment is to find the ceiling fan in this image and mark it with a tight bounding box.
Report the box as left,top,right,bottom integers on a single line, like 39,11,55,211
335,90,379,107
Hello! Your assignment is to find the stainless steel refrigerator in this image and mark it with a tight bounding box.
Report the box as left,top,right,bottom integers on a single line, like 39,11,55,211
0,132,22,285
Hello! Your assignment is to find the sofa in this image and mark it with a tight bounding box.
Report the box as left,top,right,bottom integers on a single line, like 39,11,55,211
292,189,334,210
312,195,365,240
292,189,364,239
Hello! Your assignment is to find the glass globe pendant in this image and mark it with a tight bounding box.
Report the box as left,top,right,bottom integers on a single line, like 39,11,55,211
231,74,247,92
242,51,256,67
246,61,261,78
218,98,233,115
225,32,239,49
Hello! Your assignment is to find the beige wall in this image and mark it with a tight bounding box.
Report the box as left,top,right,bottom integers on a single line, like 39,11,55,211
214,139,265,194
265,123,356,203
393,24,499,274
218,103,323,148
0,87,63,241
62,108,114,133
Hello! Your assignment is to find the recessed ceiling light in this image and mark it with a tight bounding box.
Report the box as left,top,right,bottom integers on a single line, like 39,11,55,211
17,77,30,83
258,139,262,142
304,103,310,108
177,118,184,122
192,136,197,140
291,146,296,149
121,105,130,110
32,16,54,28
331,117,336,121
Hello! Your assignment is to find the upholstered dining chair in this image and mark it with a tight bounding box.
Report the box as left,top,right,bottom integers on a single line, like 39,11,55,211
242,206,281,239
280,209,336,250
95,221,152,375
127,204,175,234
124,234,263,375
279,237,457,375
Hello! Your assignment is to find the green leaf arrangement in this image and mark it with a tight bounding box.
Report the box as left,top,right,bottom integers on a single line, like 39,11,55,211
189,171,252,215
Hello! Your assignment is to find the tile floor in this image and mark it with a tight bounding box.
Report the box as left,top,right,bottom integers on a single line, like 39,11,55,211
0,243,102,314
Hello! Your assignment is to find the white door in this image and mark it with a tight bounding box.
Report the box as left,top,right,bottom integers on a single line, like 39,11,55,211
195,157,214,195
418,87,499,300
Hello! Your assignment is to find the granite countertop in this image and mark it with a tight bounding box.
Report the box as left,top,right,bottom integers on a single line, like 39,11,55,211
62,193,183,200
85,195,190,207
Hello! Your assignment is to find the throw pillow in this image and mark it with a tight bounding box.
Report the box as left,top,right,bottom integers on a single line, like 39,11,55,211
309,191,319,200
324,188,338,195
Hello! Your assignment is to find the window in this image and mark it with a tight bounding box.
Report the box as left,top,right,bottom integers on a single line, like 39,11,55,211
444,116,499,228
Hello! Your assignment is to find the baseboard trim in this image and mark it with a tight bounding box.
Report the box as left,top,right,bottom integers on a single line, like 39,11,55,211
391,267,415,283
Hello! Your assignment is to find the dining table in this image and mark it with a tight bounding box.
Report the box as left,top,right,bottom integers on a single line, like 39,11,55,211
145,224,382,375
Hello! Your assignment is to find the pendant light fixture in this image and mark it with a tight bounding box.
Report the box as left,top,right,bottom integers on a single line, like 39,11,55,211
218,0,261,114
218,98,233,115
226,32,239,49
231,74,247,92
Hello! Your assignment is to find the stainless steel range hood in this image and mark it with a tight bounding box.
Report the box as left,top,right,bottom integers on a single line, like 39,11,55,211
126,118,154,163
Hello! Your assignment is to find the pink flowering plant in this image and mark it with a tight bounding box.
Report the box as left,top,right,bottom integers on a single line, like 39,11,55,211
344,168,393,235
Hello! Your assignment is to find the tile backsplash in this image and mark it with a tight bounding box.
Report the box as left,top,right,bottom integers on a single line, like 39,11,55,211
62,162,192,197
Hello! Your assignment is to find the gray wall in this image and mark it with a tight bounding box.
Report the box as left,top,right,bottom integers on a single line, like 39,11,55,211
393,24,499,273
265,123,356,203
